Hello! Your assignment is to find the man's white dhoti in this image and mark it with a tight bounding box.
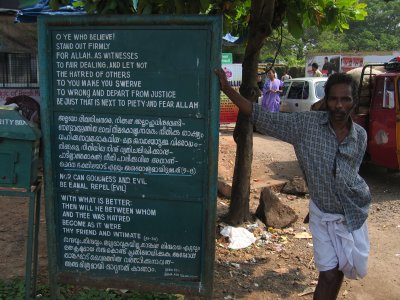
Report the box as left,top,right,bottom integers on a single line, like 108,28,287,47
309,200,370,279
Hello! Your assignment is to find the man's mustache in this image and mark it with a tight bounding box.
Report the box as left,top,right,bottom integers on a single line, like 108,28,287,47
332,109,346,115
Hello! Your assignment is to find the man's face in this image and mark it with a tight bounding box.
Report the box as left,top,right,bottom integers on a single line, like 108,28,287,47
326,83,355,122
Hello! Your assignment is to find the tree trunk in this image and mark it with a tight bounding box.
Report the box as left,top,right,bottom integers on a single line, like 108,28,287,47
224,0,276,225
225,112,253,225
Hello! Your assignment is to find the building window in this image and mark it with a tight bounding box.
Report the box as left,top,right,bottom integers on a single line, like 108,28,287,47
0,52,38,87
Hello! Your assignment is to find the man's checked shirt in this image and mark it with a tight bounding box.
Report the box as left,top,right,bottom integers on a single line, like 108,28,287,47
252,104,371,232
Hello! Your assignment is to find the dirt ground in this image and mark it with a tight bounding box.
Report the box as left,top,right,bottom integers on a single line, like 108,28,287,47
215,126,400,300
0,126,399,299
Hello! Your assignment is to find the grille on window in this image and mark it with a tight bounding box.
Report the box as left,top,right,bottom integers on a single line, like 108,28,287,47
0,52,38,87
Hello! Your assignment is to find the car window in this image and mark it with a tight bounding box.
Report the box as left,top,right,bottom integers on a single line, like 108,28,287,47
315,81,326,99
287,81,309,100
302,82,309,99
282,81,291,96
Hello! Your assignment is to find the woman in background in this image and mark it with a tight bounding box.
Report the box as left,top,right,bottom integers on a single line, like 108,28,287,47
261,68,283,112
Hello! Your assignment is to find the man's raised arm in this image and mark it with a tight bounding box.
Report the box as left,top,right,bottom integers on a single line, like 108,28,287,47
215,68,252,116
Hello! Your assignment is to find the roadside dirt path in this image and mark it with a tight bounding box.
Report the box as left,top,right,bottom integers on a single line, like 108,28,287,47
215,127,400,300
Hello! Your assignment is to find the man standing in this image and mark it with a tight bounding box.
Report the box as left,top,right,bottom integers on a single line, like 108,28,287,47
215,69,371,300
322,56,333,76
281,69,292,81
312,62,323,77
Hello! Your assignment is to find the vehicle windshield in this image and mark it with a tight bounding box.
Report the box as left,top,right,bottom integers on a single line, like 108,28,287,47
287,81,309,100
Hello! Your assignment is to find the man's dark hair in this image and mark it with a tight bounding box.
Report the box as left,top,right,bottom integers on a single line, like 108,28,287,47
312,62,319,69
324,72,359,105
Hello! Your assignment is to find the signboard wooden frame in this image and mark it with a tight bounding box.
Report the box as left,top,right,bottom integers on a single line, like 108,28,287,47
38,15,221,298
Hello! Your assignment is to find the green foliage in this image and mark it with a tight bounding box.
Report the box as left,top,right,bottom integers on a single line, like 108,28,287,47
47,0,368,44
345,0,400,51
216,0,251,36
219,0,369,66
49,0,70,10
305,0,400,53
49,0,134,14
0,278,25,300
313,30,350,52
260,0,399,67
285,0,367,38
18,0,40,8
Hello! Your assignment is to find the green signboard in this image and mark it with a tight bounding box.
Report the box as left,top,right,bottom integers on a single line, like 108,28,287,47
39,15,221,297
221,53,232,64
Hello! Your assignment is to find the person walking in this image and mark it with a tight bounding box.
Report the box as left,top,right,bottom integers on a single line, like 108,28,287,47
215,69,371,300
261,68,283,112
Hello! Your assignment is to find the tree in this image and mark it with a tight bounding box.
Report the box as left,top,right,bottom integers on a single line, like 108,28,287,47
303,0,400,55
49,0,367,225
216,0,367,225
345,0,400,51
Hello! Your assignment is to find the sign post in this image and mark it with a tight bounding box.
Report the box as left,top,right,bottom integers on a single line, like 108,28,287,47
38,15,221,298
